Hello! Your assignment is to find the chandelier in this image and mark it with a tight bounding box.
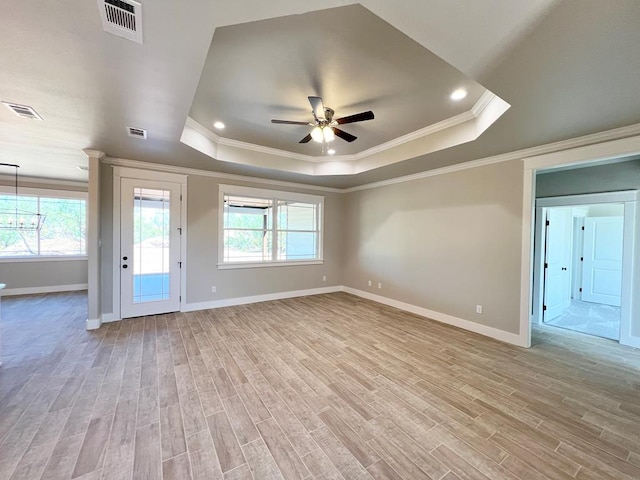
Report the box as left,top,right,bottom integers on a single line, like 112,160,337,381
0,163,45,231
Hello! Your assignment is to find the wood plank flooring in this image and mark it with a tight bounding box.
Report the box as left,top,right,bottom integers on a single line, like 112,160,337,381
1,291,640,479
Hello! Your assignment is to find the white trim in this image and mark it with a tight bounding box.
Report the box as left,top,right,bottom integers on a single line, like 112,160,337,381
104,157,341,193
346,123,640,193
342,287,526,347
182,286,341,312
218,184,324,268
112,166,188,184
86,318,101,330
522,135,640,350
0,256,87,263
0,283,88,296
217,260,324,270
182,93,510,177
101,312,120,323
180,182,187,316
536,191,638,207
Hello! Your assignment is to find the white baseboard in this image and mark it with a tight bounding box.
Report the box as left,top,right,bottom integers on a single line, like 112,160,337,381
182,286,342,312
342,286,528,347
101,313,120,323
620,334,640,349
0,283,88,297
86,318,101,330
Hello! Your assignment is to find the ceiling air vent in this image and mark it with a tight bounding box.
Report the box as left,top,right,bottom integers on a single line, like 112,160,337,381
127,126,147,139
98,0,143,44
2,101,43,120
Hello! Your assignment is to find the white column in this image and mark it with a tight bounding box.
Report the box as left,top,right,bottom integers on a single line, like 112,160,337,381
84,149,104,330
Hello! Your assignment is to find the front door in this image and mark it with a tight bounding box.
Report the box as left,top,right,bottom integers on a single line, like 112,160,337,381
120,178,182,318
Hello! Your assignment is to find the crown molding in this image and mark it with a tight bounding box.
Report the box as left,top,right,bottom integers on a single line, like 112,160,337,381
182,90,505,173
83,149,106,160
344,122,640,193
104,122,640,195
102,157,343,193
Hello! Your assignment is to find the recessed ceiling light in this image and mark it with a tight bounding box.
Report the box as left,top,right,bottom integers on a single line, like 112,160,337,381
213,121,225,130
327,149,336,155
450,89,468,101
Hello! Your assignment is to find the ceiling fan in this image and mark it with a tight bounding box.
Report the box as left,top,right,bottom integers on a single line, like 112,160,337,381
271,96,374,144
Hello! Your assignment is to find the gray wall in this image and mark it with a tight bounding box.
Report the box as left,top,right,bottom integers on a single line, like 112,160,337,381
0,178,88,292
536,159,640,198
343,160,524,334
0,260,87,290
100,166,344,316
186,175,344,304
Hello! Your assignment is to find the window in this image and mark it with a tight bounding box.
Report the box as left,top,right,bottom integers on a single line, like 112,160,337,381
0,188,87,258
219,185,323,267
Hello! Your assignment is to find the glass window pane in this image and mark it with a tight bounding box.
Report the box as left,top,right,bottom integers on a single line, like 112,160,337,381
133,188,171,303
0,229,37,256
278,201,317,231
224,229,272,262
277,231,317,260
224,195,272,229
39,197,86,255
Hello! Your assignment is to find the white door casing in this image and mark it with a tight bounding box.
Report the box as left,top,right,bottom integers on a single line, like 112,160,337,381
581,216,624,306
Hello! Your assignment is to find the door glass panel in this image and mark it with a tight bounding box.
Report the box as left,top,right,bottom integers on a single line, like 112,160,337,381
133,188,171,303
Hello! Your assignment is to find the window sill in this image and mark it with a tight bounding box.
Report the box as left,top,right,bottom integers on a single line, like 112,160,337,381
217,260,324,270
0,255,88,263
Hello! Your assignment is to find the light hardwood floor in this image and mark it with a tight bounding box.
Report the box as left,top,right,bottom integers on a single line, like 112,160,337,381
1,291,640,480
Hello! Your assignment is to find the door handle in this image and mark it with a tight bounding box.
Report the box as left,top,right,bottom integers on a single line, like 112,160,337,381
122,264,128,269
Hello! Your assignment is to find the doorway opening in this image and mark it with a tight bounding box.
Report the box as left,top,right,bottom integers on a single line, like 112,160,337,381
531,190,636,347
540,203,623,340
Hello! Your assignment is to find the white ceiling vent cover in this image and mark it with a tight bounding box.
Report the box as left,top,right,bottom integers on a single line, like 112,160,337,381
2,101,43,120
98,0,143,44
127,126,147,139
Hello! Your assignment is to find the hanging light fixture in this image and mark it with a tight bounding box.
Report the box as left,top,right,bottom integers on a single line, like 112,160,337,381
0,163,45,231
311,126,335,143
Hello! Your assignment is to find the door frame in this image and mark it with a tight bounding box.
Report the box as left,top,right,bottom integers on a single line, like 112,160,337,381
533,193,635,343
111,166,187,321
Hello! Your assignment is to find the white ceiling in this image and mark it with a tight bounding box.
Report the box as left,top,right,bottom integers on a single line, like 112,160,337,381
2,0,640,189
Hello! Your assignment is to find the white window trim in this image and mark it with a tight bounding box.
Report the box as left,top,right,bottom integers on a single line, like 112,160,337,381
218,184,324,269
0,186,88,260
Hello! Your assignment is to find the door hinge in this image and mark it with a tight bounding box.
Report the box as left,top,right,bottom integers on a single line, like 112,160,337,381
543,305,547,311
581,226,585,230
178,261,182,268
179,295,182,302
580,257,583,261
544,262,548,269
178,227,182,235
545,220,550,226
180,194,183,201
579,287,582,292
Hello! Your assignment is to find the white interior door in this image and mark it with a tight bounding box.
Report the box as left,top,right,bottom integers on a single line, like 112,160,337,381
543,209,571,321
120,178,182,318
582,216,623,306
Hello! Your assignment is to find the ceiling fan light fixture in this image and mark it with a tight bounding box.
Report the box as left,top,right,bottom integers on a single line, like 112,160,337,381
311,126,324,143
323,127,335,142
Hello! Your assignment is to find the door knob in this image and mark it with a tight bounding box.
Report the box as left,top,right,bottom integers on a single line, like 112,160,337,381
562,267,567,271
123,256,128,260
122,264,128,269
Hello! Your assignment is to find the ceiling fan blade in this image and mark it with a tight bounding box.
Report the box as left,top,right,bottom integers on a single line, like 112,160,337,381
335,110,375,125
271,119,310,125
299,134,313,143
332,127,357,143
308,96,326,122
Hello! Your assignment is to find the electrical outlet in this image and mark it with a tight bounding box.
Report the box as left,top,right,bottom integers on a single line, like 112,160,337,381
322,275,327,282
476,305,483,314
378,282,382,289
211,286,217,293
368,280,372,287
